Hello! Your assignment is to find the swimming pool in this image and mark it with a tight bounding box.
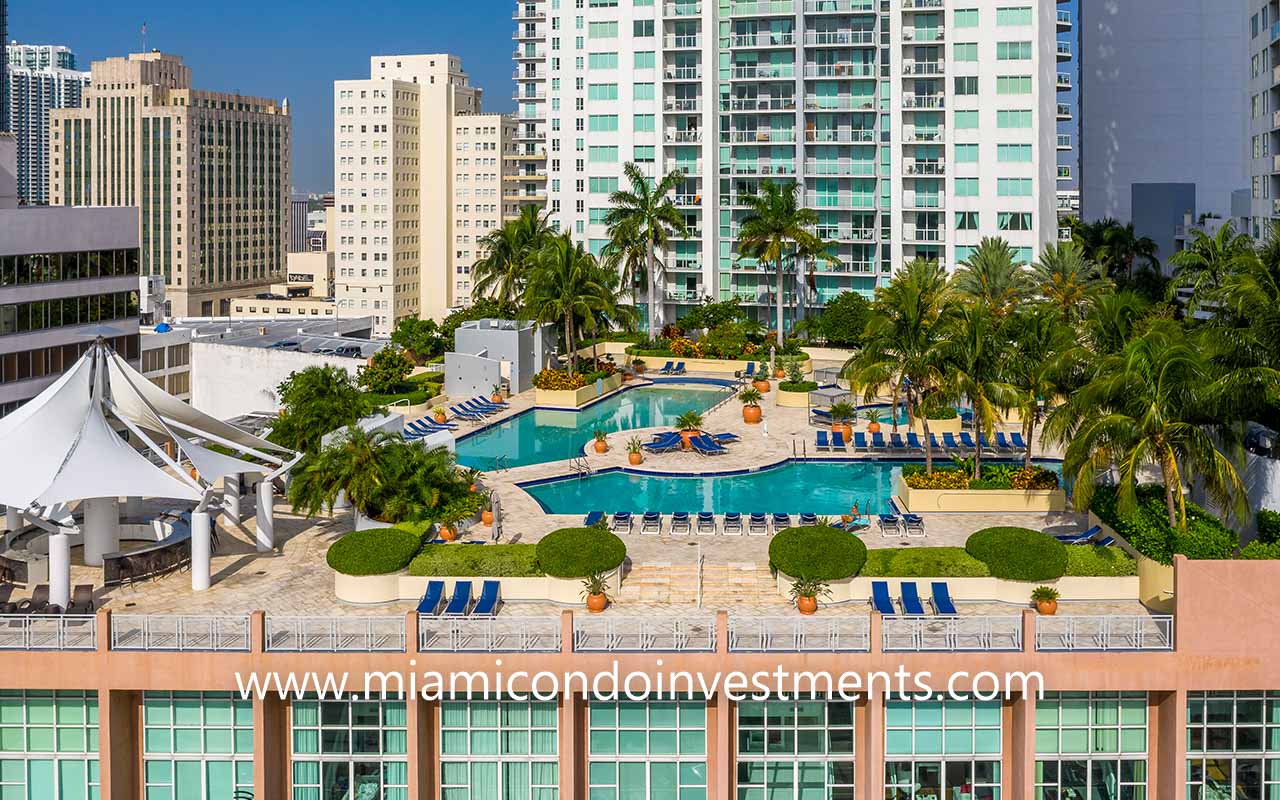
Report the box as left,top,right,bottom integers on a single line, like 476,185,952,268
456,383,733,469
521,459,1060,516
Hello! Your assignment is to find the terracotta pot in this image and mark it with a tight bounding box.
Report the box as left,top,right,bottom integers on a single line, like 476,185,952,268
679,430,697,450
633,365,646,374
481,509,494,526
491,393,503,404
586,593,608,613
742,405,763,424
594,440,609,454
434,413,448,424
622,373,632,382
796,595,818,615
1036,599,1058,616
867,421,882,434
774,368,786,379
753,379,771,393
469,483,478,493
833,422,853,440
439,526,458,542
628,452,643,466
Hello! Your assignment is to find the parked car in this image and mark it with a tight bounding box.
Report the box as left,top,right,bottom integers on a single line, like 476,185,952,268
333,345,364,358
268,340,301,352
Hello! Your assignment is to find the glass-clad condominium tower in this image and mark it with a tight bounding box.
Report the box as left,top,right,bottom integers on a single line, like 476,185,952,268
515,0,1070,327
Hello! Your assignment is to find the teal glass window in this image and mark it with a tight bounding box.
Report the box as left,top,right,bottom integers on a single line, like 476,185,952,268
996,6,1033,26
634,51,655,69
588,146,619,163
997,178,1033,197
997,110,1033,128
588,700,706,799
589,177,619,194
1035,690,1149,800
954,43,978,62
997,75,1033,95
588,115,618,132
587,84,618,101
0,691,99,800
998,212,1034,232
955,178,979,197
954,144,979,163
997,41,1033,60
954,111,979,129
440,700,558,800
587,21,618,38
955,211,979,231
290,695,408,800
997,144,1033,163
736,699,855,799
885,699,1002,757
634,83,655,101
634,146,656,162
954,9,978,27
587,52,618,69
634,114,656,132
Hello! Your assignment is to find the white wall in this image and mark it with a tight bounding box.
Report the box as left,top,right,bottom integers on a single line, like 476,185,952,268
190,343,362,420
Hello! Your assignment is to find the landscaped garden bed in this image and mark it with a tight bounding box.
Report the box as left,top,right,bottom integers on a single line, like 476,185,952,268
532,362,624,407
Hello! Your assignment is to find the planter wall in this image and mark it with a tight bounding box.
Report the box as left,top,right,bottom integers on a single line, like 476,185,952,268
534,373,624,408
775,389,812,408
333,567,624,605
776,572,1139,604
801,346,857,362
896,476,1069,513
1087,512,1174,613
353,510,396,532
909,416,963,435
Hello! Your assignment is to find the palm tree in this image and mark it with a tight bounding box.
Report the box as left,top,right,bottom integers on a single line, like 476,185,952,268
471,205,555,305
1167,220,1254,312
736,180,822,346
289,425,397,518
525,234,607,373
582,259,638,363
844,258,954,472
1006,307,1075,468
952,237,1032,317
600,217,656,305
1045,321,1249,529
1081,290,1152,357
939,302,1019,479
604,163,688,337
1099,221,1159,280
1031,241,1110,323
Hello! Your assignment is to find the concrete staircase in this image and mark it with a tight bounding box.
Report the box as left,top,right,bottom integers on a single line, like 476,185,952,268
617,562,780,607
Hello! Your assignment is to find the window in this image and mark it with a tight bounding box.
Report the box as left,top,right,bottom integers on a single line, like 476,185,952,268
634,145,656,162
0,691,100,800
634,83,655,100
955,178,979,197
143,692,254,800
588,115,618,132
996,110,1032,128
955,211,979,230
587,52,617,69
587,83,618,101
736,699,856,800
954,111,979,129
290,695,408,800
996,75,1032,95
587,21,617,38
954,77,978,96
588,701,706,799
955,9,978,27
588,146,618,162
885,700,1002,800
996,6,1033,26
954,144,978,163
997,41,1032,60
440,699,558,800
634,51,655,69
998,178,1033,197
1036,692,1148,800
589,177,618,193
998,212,1034,231
633,19,654,37
997,144,1032,163
634,114,655,132
954,43,978,62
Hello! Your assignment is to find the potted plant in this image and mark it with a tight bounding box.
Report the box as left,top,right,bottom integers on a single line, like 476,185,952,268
752,360,772,393
829,401,856,440
582,572,611,613
1031,586,1059,615
864,408,883,435
632,359,646,375
436,506,468,542
481,501,494,527
626,436,645,465
490,383,504,404
592,428,610,454
789,576,831,615
739,386,764,424
675,410,704,450
432,406,448,424
774,361,787,379
461,467,482,493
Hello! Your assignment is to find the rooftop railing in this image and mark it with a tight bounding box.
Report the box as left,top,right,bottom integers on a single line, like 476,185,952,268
264,616,406,653
111,614,251,652
419,616,562,653
882,615,1023,652
1035,615,1173,652
729,616,870,652
0,615,96,651
574,615,717,652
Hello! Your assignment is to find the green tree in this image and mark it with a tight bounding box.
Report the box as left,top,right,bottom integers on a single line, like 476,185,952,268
357,345,415,394
939,302,1019,479
525,234,607,373
1168,220,1254,313
389,317,444,363
952,237,1032,317
736,180,823,346
1006,307,1074,468
269,366,373,454
814,291,871,348
679,298,749,331
794,232,841,323
471,205,555,304
1031,241,1109,323
604,163,688,337
1099,221,1159,281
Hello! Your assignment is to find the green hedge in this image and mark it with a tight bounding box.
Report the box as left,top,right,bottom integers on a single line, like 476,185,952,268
861,547,989,578
779,380,819,393
1257,509,1280,545
768,527,867,581
1240,541,1280,560
1065,545,1137,576
326,527,425,576
966,527,1067,581
535,528,627,578
409,544,542,577
1089,485,1238,564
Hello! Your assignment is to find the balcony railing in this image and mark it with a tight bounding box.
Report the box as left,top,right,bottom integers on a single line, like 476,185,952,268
1057,41,1072,59
665,159,702,173
804,158,875,176
729,616,871,652
1036,615,1174,651
721,161,798,176
573,615,717,652
805,191,877,209
727,32,795,48
513,6,546,21
804,63,876,79
903,226,944,242
721,129,796,143
0,615,96,651
664,34,701,49
803,0,876,13
513,48,547,61
730,65,795,80
264,616,406,652
904,194,945,210
902,94,945,109
111,614,251,651
665,289,704,302
1057,103,1072,119
1056,9,1072,29
513,69,546,81
727,0,795,16
722,97,797,112
664,129,703,143
804,30,876,46
904,159,946,176
903,61,945,76
816,225,878,242
902,0,945,8
903,127,945,142
665,66,702,80
883,615,1023,652
804,96,877,111
664,98,702,112
663,1,701,15
419,617,562,652
805,128,876,143
1057,72,1072,89
902,26,945,43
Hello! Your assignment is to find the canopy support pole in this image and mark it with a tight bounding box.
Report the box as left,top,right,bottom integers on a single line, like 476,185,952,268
255,478,274,552
48,532,70,610
191,511,211,591
83,497,120,567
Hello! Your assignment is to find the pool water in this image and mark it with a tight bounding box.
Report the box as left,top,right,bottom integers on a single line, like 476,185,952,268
523,459,1060,516
456,384,732,469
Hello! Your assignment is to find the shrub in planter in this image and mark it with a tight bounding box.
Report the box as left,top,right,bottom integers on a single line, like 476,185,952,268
966,527,1067,581
789,576,831,615
903,467,970,490
1010,466,1060,490
1065,546,1137,576
536,527,627,578
582,572,612,613
327,527,425,576
921,405,959,421
532,369,588,391
779,380,819,393
1089,484,1239,565
739,387,763,424
408,543,542,577
1257,508,1280,544
769,526,868,581
861,547,990,578
1030,585,1060,615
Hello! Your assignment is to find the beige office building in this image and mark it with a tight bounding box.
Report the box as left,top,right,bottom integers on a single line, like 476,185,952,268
48,52,291,317
334,54,535,333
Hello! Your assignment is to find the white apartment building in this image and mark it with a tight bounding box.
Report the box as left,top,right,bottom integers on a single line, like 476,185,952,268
1249,0,1280,237
5,44,90,205
334,55,539,334
515,0,1069,329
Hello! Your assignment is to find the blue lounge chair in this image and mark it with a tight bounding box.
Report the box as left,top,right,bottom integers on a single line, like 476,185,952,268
930,582,958,615
815,430,831,452
929,434,944,452
641,512,662,534
853,432,869,452
1055,525,1101,545
472,580,503,616
690,435,728,455
900,582,927,615
748,513,768,535
658,361,675,374
583,511,605,527
979,433,995,451
871,432,888,451
416,580,445,616
890,433,908,450
643,432,683,453
871,581,896,615
903,513,925,537
468,398,502,411
723,512,743,535
1010,432,1028,450
959,432,978,449
995,432,1016,451
739,362,756,379
610,512,632,533
772,513,792,531
811,408,833,425
460,400,496,416
905,433,925,452
878,514,901,536
449,405,487,421
712,432,741,443
476,395,508,407
942,433,963,451
831,431,848,451
670,512,691,535
696,512,716,535
799,513,819,526
443,582,473,616
1095,536,1116,547
672,362,687,374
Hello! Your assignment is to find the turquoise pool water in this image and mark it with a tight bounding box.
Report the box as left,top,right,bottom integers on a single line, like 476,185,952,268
456,384,732,469
522,460,1060,516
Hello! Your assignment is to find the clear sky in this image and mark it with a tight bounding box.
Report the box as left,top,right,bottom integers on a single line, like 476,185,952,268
8,0,517,194
9,0,1078,195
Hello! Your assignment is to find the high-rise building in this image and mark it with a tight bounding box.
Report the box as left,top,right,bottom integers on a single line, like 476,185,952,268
1081,0,1249,259
5,44,91,205
1247,0,1280,239
1,0,8,133
334,54,533,334
48,52,292,317
289,196,309,253
515,0,1067,329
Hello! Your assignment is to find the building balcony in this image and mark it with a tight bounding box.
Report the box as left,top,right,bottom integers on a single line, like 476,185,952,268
1057,72,1072,90
805,127,876,144
513,68,546,81
804,158,875,176
1058,227,1073,242
1057,41,1072,61
1056,10,1071,31
512,130,547,142
903,61,944,76
674,193,703,207
803,95,877,111
903,126,945,143
1057,166,1072,181
503,189,547,202
726,31,796,48
1272,154,1280,173
902,94,944,110
664,34,701,49
904,194,945,210
665,158,702,174
1057,103,1071,121
721,96,797,112
664,129,704,143
803,62,875,79
1057,134,1072,151
513,27,542,41
902,26,945,43
513,48,546,61
904,159,946,176
902,0,945,9
514,89,547,101
513,6,546,21
721,129,797,143
803,30,876,47
663,98,703,112
816,225,878,243
903,226,944,243
721,161,798,177
665,289,704,302
1272,109,1280,130
502,172,548,182
727,0,796,17
729,64,795,81
805,191,877,209
663,0,702,15
665,66,703,81
802,0,876,14
504,149,548,160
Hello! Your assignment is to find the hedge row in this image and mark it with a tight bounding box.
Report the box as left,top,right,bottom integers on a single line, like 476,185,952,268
326,527,425,576
861,547,989,578
535,528,627,578
1064,545,1137,577
1089,485,1238,564
965,527,1068,581
769,527,868,581
409,544,541,577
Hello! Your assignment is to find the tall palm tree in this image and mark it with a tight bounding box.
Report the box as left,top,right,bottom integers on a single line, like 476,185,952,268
1006,307,1075,468
1031,241,1110,323
1081,290,1151,357
793,233,841,323
600,217,656,304
952,237,1032,317
604,163,688,337
939,302,1019,479
1099,222,1159,280
471,205,555,304
525,234,607,373
844,258,954,472
736,180,822,346
582,259,638,363
1167,220,1254,312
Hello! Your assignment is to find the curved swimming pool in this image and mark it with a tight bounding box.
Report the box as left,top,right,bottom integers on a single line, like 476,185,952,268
455,383,733,469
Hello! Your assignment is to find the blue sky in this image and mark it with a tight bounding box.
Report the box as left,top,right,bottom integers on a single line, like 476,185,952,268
10,0,1077,194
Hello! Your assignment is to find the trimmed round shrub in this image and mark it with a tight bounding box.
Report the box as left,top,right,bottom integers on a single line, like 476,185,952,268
769,527,868,581
965,527,1067,581
1065,546,1137,576
536,528,627,578
326,527,424,576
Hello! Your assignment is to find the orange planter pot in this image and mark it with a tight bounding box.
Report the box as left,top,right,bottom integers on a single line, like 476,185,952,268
628,452,643,466
796,596,818,615
680,431,697,450
774,368,786,379
833,423,853,440
481,510,494,526
439,526,458,542
742,405,762,424
434,414,448,424
586,593,608,613
752,379,772,393
867,421,882,435
593,440,609,454
1036,600,1058,616
491,394,503,404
